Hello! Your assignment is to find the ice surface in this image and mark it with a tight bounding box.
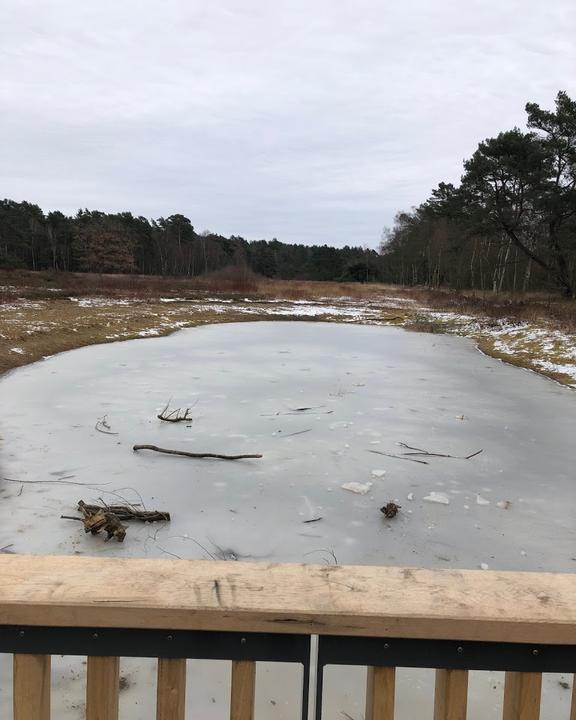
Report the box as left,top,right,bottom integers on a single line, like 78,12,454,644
1,321,575,718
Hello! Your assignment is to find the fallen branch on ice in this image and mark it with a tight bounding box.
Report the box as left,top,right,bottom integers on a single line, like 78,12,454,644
398,442,483,460
367,450,429,465
133,444,263,460
95,415,118,435
61,499,171,543
157,402,194,423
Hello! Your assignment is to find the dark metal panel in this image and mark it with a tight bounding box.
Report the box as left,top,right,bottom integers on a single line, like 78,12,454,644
317,635,576,673
0,626,309,662
314,635,576,720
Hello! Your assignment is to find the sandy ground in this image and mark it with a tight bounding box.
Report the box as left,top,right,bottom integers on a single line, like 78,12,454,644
1,292,576,387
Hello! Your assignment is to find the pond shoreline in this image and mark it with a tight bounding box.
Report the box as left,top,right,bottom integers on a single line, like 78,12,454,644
1,293,575,388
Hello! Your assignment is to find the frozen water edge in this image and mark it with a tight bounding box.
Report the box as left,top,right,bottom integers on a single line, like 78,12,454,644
0,321,575,719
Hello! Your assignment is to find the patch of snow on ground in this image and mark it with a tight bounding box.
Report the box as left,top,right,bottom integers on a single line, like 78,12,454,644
69,297,139,307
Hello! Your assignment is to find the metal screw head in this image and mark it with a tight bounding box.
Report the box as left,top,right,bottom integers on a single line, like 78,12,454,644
166,635,173,641
18,630,25,637
383,643,390,650
92,632,99,640
457,646,464,654
532,649,539,656
240,637,247,645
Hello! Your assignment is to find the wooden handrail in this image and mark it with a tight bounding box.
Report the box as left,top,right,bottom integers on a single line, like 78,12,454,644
0,555,574,644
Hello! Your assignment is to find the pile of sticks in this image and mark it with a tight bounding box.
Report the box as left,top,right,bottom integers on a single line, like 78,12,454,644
62,500,170,543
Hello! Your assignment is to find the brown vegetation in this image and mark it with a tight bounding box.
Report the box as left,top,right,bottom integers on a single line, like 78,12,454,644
1,270,574,386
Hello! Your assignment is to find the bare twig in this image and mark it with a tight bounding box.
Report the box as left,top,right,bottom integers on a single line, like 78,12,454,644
304,548,338,565
79,502,170,522
303,517,323,524
398,442,483,460
95,415,119,435
157,402,194,423
133,444,262,460
367,450,429,465
3,477,112,487
281,428,312,438
261,407,333,416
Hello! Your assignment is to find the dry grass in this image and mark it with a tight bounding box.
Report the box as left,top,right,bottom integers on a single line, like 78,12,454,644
403,286,576,334
0,299,255,376
0,269,396,303
4,268,572,332
1,270,575,387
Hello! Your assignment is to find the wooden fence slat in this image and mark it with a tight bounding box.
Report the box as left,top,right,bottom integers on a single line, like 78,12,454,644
230,660,256,720
365,666,395,720
13,654,51,720
86,656,120,720
434,669,468,720
570,675,576,720
157,658,186,720
502,672,542,720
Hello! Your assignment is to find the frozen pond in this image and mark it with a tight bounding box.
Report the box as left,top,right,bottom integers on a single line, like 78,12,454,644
0,321,575,718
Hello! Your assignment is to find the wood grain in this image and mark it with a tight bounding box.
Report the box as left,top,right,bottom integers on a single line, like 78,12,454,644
86,656,119,720
157,658,186,720
0,555,575,644
230,660,256,720
434,669,468,720
365,666,395,720
13,654,51,720
502,672,541,720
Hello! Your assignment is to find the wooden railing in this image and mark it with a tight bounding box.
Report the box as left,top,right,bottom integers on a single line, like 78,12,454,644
1,555,575,719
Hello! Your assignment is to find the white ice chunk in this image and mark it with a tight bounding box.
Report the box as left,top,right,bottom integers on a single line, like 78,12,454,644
341,481,373,495
371,469,386,478
480,563,489,570
423,492,450,505
476,494,490,506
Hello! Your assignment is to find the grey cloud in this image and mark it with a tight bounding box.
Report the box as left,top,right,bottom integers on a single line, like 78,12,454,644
1,0,575,246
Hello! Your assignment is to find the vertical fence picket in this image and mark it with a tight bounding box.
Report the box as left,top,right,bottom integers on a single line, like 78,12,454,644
230,660,256,720
434,669,468,720
502,672,541,720
86,656,120,720
13,654,51,720
157,658,187,720
365,666,395,720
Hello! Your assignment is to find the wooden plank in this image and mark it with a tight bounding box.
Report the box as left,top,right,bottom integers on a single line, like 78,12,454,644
86,656,119,720
365,666,395,720
502,672,542,720
0,555,575,644
13,654,51,720
157,658,186,720
434,669,468,720
230,660,256,720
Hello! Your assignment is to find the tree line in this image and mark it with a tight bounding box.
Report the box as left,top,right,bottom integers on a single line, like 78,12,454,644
381,91,576,296
0,203,383,283
2,92,574,294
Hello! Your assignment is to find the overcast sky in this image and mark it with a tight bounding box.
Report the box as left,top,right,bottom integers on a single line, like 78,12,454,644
1,1,575,247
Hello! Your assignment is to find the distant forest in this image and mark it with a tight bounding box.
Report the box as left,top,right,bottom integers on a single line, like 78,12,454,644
0,203,383,283
382,91,576,297
1,92,574,294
